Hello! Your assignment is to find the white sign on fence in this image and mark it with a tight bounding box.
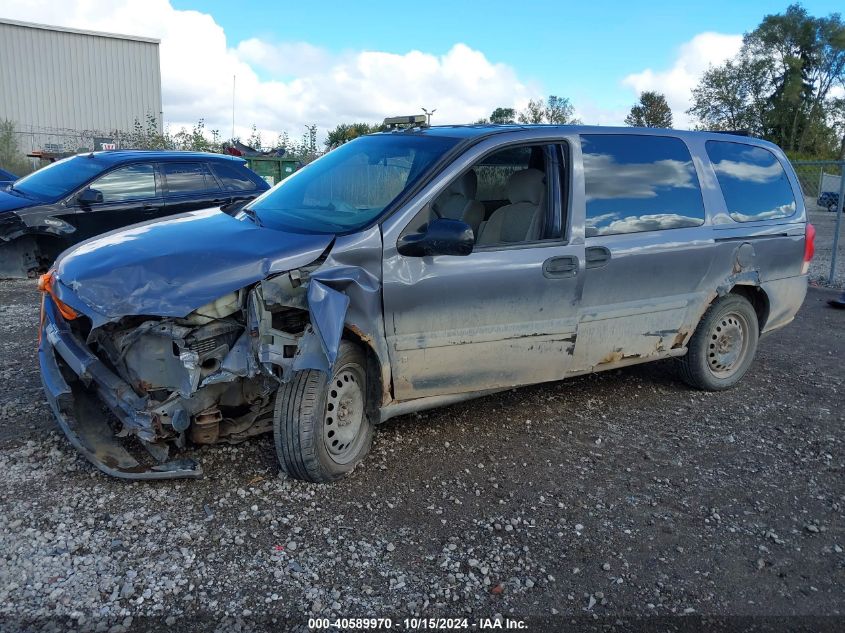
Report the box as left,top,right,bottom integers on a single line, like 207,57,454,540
820,171,842,194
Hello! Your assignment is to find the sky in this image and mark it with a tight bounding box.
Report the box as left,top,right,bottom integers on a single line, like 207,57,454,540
2,0,843,143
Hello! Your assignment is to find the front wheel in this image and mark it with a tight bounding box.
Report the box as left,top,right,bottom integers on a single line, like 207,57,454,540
273,341,373,482
677,294,759,391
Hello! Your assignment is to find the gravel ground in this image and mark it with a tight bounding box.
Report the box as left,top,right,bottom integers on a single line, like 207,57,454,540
806,200,844,289
0,279,844,632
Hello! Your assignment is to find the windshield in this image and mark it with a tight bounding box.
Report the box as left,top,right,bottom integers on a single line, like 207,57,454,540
248,134,459,234
12,155,106,201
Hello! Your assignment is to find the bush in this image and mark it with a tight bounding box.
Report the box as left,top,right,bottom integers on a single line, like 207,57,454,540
0,120,35,177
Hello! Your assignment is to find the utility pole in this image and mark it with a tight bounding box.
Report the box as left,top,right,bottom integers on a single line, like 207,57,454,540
232,75,236,141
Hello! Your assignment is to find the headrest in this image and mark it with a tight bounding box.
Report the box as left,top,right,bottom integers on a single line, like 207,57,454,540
506,169,544,205
446,169,477,199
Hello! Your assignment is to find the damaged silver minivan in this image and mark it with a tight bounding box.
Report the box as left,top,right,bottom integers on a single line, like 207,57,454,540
38,125,814,481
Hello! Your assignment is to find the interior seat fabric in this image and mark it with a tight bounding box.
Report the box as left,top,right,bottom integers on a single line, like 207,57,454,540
432,169,485,236
477,168,545,245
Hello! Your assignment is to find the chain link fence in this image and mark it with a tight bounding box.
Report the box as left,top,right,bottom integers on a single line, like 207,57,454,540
12,122,128,154
791,160,844,288
3,123,141,177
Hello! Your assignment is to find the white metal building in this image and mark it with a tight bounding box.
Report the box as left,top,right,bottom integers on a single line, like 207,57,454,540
0,18,162,153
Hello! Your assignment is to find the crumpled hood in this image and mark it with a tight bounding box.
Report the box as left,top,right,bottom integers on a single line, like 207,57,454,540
0,189,39,213
54,209,334,321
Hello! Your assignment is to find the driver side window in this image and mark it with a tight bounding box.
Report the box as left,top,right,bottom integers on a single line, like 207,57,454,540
90,164,156,203
404,143,565,248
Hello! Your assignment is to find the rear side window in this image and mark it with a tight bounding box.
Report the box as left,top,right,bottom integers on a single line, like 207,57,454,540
581,134,705,236
210,162,258,191
162,163,220,195
705,141,796,222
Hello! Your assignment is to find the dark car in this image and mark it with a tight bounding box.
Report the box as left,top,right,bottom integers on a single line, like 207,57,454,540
0,167,17,188
817,191,841,213
0,151,269,277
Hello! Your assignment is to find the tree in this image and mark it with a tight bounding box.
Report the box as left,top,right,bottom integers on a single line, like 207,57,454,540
120,114,171,150
518,98,545,124
246,124,262,151
324,122,383,149
744,4,818,150
688,56,770,134
545,96,579,124
517,96,580,125
294,124,320,163
0,119,33,176
170,119,222,152
797,13,845,152
489,107,516,124
624,91,673,128
825,97,845,158
688,4,845,157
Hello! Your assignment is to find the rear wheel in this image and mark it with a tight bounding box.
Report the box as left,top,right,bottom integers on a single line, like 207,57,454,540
678,294,759,391
273,341,372,482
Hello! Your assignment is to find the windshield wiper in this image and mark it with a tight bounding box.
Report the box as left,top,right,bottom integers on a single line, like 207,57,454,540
6,185,27,198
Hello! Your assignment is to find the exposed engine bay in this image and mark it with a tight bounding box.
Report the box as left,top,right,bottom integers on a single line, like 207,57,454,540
71,270,318,450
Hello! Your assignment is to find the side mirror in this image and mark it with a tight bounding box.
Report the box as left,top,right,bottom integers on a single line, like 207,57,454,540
77,188,103,205
397,217,474,257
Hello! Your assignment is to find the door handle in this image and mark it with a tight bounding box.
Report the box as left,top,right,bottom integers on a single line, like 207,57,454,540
543,255,578,278
585,246,611,269
141,205,158,212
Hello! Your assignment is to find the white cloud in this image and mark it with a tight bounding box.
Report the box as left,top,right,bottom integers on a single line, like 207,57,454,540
583,153,697,201
712,159,784,184
234,41,537,134
571,100,629,127
1,0,535,143
589,213,702,236
622,32,743,128
730,202,795,222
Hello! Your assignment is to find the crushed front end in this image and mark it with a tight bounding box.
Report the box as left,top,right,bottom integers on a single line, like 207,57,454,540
38,269,320,480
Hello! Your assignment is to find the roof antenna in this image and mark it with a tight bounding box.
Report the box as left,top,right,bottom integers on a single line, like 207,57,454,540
421,107,437,126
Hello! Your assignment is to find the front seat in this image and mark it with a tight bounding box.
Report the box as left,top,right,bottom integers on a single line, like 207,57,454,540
432,170,484,236
477,169,545,245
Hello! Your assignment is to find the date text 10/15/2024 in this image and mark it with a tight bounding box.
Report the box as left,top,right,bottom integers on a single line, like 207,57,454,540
307,617,527,630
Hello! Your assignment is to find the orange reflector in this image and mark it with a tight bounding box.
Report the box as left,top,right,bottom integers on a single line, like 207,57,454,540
37,272,51,292
37,270,78,320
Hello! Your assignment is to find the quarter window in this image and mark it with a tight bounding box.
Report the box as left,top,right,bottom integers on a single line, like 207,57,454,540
705,141,796,222
162,163,220,195
581,134,705,236
90,164,156,202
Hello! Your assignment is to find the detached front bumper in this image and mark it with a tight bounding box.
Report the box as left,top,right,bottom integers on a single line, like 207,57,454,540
39,295,202,480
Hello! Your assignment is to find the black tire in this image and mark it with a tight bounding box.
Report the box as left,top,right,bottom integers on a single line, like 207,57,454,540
677,294,759,391
273,341,373,482
829,201,838,213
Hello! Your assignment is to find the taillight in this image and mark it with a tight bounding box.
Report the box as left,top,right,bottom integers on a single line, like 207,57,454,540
802,223,815,274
